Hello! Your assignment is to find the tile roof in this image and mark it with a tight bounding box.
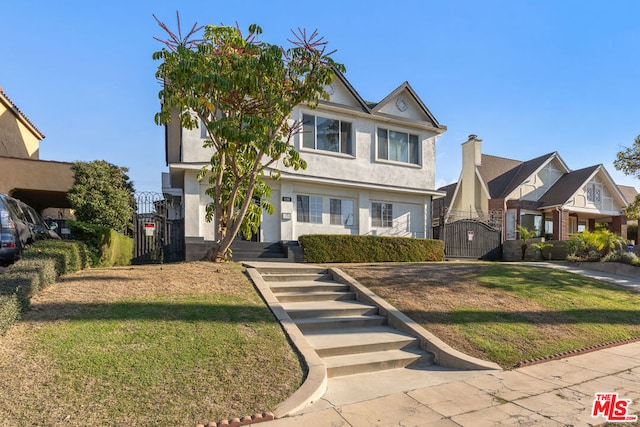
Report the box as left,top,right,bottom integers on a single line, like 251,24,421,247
0,87,45,139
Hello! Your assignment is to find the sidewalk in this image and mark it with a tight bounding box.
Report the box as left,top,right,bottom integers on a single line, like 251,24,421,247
264,262,640,426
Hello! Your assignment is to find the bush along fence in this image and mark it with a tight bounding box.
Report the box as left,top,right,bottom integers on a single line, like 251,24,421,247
298,234,445,263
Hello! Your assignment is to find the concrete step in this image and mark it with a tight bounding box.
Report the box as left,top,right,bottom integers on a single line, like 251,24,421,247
324,347,434,378
256,266,328,275
230,242,287,260
294,314,388,332
261,272,331,282
274,291,356,303
269,280,349,294
281,300,378,319
305,326,418,357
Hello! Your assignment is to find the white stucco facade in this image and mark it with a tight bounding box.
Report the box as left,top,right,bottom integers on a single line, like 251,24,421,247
162,70,446,251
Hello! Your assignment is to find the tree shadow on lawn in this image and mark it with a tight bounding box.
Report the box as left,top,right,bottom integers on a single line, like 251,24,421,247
25,301,275,324
402,308,640,326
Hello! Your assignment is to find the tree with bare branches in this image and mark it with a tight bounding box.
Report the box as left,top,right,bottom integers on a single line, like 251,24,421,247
153,13,344,261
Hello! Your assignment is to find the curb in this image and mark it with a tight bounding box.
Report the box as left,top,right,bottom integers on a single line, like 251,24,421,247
517,335,640,367
244,267,328,418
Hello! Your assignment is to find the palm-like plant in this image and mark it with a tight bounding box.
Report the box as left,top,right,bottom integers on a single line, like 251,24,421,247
516,225,537,261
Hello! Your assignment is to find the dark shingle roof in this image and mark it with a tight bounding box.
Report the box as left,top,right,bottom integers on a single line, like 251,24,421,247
475,155,523,198
435,182,457,212
477,152,557,199
537,165,600,208
618,184,638,205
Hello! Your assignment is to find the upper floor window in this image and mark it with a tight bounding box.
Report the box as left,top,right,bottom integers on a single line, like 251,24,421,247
377,128,419,165
302,114,353,155
200,119,208,139
585,183,602,204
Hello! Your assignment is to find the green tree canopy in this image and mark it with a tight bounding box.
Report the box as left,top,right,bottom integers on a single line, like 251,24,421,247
614,135,640,219
153,14,344,261
67,160,136,232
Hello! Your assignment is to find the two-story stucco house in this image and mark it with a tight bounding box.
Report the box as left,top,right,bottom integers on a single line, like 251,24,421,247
435,134,636,244
162,70,447,260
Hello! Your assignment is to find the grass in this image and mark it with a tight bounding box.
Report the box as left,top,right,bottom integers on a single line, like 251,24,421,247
343,262,640,368
0,262,304,426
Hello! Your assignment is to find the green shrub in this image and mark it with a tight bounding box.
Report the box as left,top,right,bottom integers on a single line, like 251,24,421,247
0,295,20,335
0,240,91,336
68,220,109,266
22,240,83,275
298,234,444,263
565,230,627,262
68,220,133,267
0,265,41,311
603,250,640,266
9,258,57,291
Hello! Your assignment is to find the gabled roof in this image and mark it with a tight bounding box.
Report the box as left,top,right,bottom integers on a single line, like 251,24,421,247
475,154,525,199
330,68,372,113
537,165,601,208
326,68,446,131
0,87,45,140
435,182,457,211
618,185,638,205
473,152,560,199
371,81,444,130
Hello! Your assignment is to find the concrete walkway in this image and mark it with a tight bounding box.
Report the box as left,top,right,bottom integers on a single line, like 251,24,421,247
257,262,640,426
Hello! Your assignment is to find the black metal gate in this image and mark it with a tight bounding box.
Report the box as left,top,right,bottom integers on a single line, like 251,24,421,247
133,192,185,264
433,209,503,260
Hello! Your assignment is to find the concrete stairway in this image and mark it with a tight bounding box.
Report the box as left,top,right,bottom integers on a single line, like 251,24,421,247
257,266,434,378
230,241,288,261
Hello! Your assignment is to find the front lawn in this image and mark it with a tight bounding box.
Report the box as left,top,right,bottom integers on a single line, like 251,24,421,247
343,262,640,368
0,262,304,426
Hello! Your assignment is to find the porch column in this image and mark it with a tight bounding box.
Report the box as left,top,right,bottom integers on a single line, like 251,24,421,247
552,209,570,240
612,215,628,239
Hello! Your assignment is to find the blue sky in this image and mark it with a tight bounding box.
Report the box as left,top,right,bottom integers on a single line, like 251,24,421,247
3,1,640,194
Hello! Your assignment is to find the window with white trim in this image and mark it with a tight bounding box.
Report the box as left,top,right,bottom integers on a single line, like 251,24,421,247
200,119,208,139
372,202,393,227
377,128,419,165
330,199,355,226
585,183,603,204
302,114,353,155
296,195,322,223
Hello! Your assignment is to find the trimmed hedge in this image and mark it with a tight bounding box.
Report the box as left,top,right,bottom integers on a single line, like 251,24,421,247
0,295,20,336
22,240,86,275
0,240,90,335
68,220,133,267
298,234,445,263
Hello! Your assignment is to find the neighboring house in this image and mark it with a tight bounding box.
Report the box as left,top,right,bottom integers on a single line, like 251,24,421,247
435,134,636,242
0,87,73,214
162,70,447,260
